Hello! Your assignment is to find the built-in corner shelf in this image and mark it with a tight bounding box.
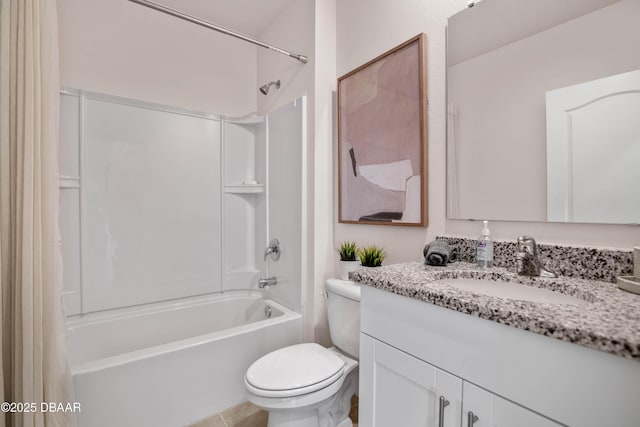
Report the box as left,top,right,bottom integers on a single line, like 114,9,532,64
226,115,265,125
224,184,265,194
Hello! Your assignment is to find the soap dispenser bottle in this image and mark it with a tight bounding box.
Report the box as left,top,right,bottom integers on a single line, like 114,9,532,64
477,220,494,268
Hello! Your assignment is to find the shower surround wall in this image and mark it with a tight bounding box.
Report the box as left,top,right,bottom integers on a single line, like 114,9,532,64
59,89,305,315
85,95,222,312
223,96,306,314
60,90,224,314
263,99,306,311
223,116,267,291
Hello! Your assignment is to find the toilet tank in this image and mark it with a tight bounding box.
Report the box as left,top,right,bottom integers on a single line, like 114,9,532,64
326,279,361,358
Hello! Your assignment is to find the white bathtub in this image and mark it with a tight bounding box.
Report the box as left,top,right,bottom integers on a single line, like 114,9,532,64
66,292,302,427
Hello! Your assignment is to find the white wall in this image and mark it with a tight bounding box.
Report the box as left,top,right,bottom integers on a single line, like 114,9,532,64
334,0,640,279
312,0,337,347
255,0,324,343
58,0,256,116
256,1,314,116
256,0,338,345
335,0,467,268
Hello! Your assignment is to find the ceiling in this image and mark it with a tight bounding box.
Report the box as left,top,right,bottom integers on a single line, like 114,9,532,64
152,0,297,37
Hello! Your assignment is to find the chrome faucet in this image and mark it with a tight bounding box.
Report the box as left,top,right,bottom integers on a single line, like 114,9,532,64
258,276,277,289
264,239,281,261
516,236,557,278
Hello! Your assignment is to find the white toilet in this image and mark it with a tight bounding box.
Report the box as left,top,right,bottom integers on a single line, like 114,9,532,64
245,279,360,427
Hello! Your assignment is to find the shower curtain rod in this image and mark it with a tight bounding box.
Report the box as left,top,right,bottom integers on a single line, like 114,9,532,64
128,0,309,64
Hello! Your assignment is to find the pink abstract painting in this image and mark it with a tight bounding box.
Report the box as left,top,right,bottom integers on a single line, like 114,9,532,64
338,34,427,226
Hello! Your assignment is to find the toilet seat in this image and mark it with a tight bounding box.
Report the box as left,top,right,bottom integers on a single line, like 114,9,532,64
245,343,345,398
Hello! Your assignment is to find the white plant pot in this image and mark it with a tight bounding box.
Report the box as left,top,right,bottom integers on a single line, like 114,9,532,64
339,260,361,280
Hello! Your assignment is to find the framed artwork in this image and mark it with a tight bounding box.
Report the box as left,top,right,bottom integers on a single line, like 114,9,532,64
338,33,428,227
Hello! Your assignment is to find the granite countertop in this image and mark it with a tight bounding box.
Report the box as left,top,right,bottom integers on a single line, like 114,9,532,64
351,262,640,360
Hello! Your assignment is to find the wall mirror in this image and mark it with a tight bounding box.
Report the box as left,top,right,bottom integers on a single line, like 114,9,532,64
446,0,640,224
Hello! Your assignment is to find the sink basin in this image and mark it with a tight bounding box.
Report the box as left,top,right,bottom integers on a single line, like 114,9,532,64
436,278,585,305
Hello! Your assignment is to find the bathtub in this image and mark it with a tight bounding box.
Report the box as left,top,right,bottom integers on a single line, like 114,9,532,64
66,292,302,427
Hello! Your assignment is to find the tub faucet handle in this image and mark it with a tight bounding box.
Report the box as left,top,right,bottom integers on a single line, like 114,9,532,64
264,239,281,261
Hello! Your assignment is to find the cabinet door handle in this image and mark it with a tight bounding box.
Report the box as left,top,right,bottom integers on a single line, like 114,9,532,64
438,396,450,427
467,411,479,426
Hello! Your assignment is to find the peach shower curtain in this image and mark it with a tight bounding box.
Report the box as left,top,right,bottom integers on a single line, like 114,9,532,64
0,0,76,426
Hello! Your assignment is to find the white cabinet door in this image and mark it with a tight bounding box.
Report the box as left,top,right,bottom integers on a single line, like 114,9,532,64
360,334,462,427
462,382,562,427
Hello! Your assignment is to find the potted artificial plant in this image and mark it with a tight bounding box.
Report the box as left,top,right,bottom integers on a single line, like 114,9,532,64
358,245,386,268
338,241,360,280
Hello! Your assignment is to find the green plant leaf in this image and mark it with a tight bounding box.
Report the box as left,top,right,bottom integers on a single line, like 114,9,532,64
357,245,386,267
338,240,358,261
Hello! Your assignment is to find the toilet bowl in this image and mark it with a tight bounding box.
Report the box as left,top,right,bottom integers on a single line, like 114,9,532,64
245,343,358,427
245,279,361,427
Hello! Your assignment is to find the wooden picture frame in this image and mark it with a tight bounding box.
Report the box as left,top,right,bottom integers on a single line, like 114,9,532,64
338,33,428,227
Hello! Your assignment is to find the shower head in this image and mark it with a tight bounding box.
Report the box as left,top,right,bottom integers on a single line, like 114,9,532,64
259,80,281,95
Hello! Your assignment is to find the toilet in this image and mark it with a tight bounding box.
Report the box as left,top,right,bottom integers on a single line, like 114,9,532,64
245,279,360,427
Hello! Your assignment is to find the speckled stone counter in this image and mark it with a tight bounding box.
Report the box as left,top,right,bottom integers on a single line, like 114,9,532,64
351,262,640,360
439,236,633,282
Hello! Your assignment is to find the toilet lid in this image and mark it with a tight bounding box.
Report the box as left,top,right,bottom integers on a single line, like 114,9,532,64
246,343,345,396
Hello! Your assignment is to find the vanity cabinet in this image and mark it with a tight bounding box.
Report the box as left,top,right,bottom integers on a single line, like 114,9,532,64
461,381,561,427
359,285,640,427
361,334,561,427
360,334,462,427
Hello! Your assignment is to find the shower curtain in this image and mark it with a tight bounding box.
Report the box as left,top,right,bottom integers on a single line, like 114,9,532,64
0,0,76,426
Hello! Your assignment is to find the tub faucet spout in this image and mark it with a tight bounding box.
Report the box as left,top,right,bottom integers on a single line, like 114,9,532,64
258,277,277,289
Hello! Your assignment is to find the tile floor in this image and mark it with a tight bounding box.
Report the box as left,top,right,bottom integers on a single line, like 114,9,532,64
190,401,267,427
190,395,358,427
